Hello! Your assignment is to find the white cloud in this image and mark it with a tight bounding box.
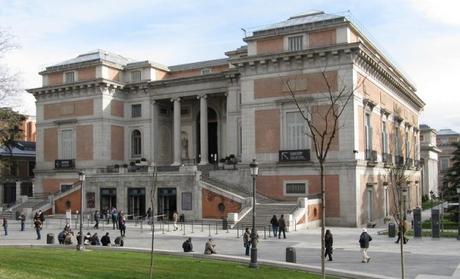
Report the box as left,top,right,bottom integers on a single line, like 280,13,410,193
407,0,460,26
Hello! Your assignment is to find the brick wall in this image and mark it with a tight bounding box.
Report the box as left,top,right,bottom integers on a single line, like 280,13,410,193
201,188,241,219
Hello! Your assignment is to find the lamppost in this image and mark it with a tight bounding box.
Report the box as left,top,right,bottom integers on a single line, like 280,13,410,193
430,190,433,209
249,159,259,268
457,186,460,241
77,171,85,251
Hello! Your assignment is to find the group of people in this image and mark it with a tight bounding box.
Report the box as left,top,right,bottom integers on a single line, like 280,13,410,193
181,237,216,255
97,207,127,237
269,214,287,239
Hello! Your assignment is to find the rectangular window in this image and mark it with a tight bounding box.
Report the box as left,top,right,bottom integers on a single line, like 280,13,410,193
395,126,401,156
285,183,307,194
61,129,74,159
367,188,373,222
60,184,73,193
285,111,307,150
132,104,142,118
381,120,388,154
440,158,449,170
201,68,211,75
64,72,75,83
131,71,141,82
384,186,389,217
288,36,303,51
405,130,410,159
365,113,372,151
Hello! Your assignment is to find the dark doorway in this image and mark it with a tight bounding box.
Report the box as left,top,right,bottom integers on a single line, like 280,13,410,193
157,188,177,220
3,183,16,205
196,108,218,163
20,182,33,197
100,188,117,212
127,188,146,219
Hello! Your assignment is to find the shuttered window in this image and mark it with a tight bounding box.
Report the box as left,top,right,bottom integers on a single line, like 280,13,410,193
285,183,307,194
288,36,303,51
286,112,307,150
61,129,74,159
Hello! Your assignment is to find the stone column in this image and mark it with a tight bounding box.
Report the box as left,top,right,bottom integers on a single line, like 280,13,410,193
150,100,159,164
15,180,21,202
172,98,182,166
199,95,209,165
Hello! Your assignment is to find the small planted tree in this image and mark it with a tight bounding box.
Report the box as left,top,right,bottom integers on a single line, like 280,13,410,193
283,65,364,278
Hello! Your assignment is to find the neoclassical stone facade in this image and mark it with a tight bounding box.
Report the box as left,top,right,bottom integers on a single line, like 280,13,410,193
28,11,424,226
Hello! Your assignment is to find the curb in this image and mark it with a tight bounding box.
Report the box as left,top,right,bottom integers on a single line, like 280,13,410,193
1,244,397,279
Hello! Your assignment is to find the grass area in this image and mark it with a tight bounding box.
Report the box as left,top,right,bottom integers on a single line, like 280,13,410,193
0,247,326,279
422,219,458,230
405,229,458,238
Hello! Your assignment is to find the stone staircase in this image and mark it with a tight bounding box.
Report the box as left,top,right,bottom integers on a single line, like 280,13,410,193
236,203,298,228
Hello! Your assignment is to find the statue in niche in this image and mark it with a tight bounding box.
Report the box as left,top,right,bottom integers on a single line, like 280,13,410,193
181,131,189,160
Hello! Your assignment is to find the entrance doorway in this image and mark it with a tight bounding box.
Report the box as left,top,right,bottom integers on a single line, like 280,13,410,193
20,182,33,197
196,108,218,163
157,188,177,220
3,183,16,206
128,188,146,219
100,188,117,211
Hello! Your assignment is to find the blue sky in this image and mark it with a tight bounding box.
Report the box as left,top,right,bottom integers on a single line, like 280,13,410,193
0,0,459,132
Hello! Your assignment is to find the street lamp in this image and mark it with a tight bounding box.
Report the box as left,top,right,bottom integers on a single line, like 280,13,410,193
457,186,460,241
249,159,259,268
77,171,85,251
430,190,434,209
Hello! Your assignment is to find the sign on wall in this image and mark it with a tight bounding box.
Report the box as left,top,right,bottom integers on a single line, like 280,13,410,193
181,192,192,211
279,150,310,162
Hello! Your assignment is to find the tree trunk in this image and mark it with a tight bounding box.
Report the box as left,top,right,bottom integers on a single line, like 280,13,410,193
320,162,326,278
399,192,405,279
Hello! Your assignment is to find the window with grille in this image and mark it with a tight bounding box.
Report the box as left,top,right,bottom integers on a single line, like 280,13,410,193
201,68,211,75
285,183,307,194
288,36,303,51
131,71,141,82
365,113,373,151
132,104,142,118
381,120,388,154
61,129,74,159
131,129,142,157
440,158,449,170
285,112,307,150
64,72,75,83
60,184,73,193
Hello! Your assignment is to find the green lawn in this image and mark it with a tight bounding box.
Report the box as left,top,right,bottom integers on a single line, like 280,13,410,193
0,247,325,279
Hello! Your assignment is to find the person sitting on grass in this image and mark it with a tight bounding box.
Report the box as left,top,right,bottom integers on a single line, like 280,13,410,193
64,232,73,245
114,236,124,247
182,237,193,252
204,238,216,255
84,232,92,245
91,233,101,245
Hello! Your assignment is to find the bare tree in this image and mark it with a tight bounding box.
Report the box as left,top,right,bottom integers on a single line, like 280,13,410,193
0,28,20,105
283,65,364,278
149,165,158,279
384,122,415,279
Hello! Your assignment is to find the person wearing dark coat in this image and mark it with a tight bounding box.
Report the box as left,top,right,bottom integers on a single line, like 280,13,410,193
270,215,279,237
359,228,372,263
93,210,100,229
243,228,251,256
58,231,66,244
182,237,193,252
91,233,101,245
114,236,124,247
324,229,333,261
278,215,286,239
101,232,111,246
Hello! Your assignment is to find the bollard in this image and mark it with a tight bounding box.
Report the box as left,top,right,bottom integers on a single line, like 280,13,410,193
167,221,170,232
215,221,218,235
183,222,186,235
269,225,271,238
208,223,211,237
237,226,240,238
162,221,165,234
191,220,194,234
264,226,266,240
140,219,143,233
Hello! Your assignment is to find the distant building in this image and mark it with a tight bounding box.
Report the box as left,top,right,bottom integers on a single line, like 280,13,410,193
419,124,440,199
26,11,424,226
437,128,460,196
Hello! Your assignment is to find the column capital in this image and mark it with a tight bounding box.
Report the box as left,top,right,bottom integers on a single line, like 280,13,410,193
170,97,181,102
197,94,207,100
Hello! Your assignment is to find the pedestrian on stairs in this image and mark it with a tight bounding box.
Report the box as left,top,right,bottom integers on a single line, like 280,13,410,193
270,215,279,237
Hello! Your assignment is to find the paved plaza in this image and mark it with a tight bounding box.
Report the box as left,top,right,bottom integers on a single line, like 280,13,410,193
1,218,459,279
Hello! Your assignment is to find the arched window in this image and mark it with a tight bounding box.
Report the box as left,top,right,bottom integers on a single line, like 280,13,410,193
131,129,142,157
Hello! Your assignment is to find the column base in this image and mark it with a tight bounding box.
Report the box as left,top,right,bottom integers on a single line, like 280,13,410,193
199,161,209,165
171,162,182,166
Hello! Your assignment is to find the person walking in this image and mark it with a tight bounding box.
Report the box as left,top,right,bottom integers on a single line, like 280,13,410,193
359,228,372,263
38,210,45,223
172,211,179,231
270,215,279,237
111,208,118,230
19,212,26,231
325,229,333,261
34,218,42,240
395,220,408,244
2,218,8,236
93,210,100,229
278,214,286,239
146,207,152,224
243,228,251,256
118,211,126,237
